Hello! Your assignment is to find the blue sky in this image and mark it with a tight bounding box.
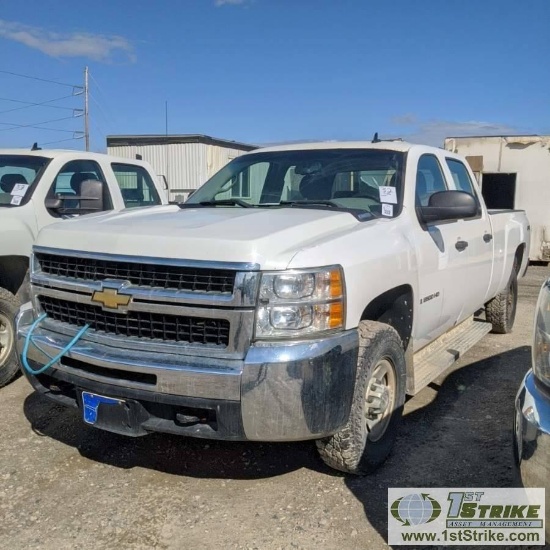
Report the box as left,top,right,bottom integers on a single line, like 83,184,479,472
0,0,548,151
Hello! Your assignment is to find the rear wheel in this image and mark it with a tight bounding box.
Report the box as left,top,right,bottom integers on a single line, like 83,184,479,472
486,266,518,334
0,287,21,387
316,321,406,475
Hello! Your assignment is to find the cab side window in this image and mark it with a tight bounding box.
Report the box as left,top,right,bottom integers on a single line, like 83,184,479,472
446,158,477,195
48,159,111,210
112,163,161,208
415,154,448,207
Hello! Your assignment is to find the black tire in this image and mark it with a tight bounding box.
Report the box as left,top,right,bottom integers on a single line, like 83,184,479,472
485,266,518,334
0,287,21,388
316,321,406,475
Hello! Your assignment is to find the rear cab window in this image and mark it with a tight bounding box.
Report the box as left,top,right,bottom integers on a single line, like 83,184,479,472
112,163,161,208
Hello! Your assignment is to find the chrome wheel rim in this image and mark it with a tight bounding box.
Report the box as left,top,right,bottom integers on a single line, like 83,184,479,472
0,312,14,366
365,358,396,442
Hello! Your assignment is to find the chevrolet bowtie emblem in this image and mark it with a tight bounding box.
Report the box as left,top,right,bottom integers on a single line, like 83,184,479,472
91,288,132,310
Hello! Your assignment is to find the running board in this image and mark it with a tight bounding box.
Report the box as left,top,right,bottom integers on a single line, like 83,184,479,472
408,317,492,395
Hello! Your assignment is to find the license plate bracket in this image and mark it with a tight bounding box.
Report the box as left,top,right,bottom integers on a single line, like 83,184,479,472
80,391,148,436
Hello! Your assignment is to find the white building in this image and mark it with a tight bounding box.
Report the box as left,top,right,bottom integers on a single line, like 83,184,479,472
106,134,256,202
444,135,550,263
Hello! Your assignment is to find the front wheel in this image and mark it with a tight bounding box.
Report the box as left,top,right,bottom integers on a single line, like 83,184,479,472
316,321,406,475
485,266,518,334
0,287,21,388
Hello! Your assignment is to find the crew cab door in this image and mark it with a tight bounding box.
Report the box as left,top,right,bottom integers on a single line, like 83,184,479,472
443,157,493,320
411,153,479,350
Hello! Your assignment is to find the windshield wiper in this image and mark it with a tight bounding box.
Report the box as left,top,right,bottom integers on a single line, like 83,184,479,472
279,200,339,208
179,199,252,209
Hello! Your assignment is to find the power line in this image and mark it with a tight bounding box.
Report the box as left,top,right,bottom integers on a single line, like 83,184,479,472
41,135,84,146
0,94,79,115
91,116,108,143
89,71,118,124
0,114,83,132
90,93,114,131
0,125,79,133
0,69,81,89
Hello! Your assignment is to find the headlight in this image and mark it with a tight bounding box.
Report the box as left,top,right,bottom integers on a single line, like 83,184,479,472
533,279,550,387
255,266,345,339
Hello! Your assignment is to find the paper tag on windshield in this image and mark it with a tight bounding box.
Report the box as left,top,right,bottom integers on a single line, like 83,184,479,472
379,186,397,204
10,183,29,197
10,195,23,206
381,203,393,217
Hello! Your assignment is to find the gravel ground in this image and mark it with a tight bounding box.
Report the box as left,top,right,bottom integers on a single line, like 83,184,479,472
0,266,548,550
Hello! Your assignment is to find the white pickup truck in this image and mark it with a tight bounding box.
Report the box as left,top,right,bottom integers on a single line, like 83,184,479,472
16,141,529,473
0,148,167,386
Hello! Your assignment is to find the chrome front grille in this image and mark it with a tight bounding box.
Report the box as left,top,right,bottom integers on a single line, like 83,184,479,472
31,247,260,358
39,295,231,347
35,251,236,293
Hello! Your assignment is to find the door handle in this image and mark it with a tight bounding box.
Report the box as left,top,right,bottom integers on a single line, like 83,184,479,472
455,240,468,251
483,233,493,243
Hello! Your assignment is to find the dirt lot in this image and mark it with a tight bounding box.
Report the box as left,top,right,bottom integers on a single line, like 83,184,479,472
0,266,548,550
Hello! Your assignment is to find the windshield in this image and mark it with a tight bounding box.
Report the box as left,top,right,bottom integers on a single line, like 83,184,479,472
185,149,405,218
0,155,49,207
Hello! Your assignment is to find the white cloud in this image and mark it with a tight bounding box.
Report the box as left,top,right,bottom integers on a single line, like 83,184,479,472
0,19,135,63
391,116,522,146
391,114,418,126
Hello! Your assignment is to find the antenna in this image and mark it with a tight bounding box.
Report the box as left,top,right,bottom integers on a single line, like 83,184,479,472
372,132,381,143
31,142,41,151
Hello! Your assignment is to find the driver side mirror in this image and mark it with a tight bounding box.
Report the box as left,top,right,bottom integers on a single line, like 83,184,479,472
418,190,478,224
45,179,104,215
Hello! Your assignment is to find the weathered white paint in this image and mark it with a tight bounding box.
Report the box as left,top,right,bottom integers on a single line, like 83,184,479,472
37,141,530,352
444,135,550,261
0,149,167,258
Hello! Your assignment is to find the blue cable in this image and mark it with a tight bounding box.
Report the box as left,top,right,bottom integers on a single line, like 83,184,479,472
22,312,90,375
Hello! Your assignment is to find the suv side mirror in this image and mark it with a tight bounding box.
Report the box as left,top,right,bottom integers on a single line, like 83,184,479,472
418,190,478,223
45,179,104,215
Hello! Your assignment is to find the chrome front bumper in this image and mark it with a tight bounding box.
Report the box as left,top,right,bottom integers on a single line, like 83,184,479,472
514,371,550,537
17,303,358,441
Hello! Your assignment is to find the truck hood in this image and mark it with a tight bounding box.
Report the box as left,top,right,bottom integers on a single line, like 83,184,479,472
36,205,362,270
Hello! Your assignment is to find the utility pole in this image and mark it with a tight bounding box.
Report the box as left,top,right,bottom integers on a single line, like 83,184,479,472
84,66,90,151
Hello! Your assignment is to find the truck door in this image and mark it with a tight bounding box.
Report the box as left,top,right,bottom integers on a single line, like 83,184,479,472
411,154,473,350
444,157,493,320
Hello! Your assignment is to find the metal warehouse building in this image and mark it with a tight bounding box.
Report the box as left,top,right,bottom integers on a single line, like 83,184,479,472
106,134,257,201
444,135,550,262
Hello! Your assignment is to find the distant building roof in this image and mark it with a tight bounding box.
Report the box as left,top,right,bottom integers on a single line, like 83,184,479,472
445,134,548,140
106,134,257,151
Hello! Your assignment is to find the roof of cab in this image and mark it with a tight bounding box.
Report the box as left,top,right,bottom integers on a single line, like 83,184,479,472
247,140,435,154
0,148,148,164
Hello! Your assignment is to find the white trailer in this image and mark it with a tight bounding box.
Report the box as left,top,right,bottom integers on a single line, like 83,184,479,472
444,135,550,263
